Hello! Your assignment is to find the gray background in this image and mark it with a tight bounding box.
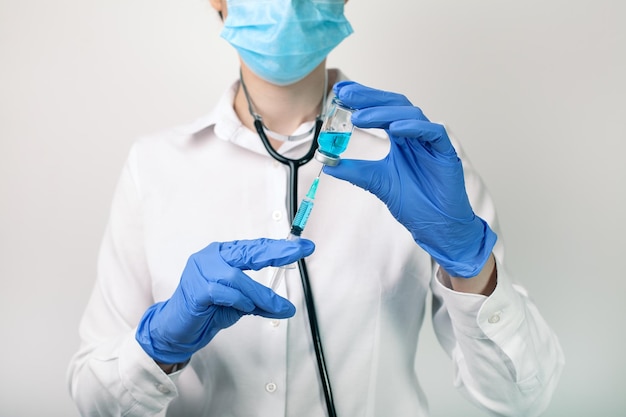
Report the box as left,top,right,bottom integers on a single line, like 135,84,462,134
1,0,624,416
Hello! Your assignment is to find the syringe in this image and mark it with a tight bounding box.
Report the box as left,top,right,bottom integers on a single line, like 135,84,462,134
269,175,321,290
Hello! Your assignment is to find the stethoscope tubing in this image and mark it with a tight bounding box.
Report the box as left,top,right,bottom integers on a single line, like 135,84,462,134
254,119,322,219
255,119,338,417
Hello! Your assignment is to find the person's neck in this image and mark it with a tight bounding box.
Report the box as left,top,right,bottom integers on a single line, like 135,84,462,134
235,63,336,149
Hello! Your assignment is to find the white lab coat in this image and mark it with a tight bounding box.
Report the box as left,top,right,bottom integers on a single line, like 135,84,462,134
67,72,564,417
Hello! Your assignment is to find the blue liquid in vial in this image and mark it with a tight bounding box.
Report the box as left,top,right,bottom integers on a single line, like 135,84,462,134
317,131,352,158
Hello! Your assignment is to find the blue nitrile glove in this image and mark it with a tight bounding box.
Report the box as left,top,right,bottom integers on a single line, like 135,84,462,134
136,238,315,364
324,81,497,278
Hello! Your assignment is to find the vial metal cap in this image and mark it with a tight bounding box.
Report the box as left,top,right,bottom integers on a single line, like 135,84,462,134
314,149,340,166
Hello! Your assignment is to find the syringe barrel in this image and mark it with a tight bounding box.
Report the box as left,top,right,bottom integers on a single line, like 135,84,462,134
291,197,314,233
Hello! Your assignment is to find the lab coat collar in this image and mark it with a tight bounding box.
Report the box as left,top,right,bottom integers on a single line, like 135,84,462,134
178,69,387,154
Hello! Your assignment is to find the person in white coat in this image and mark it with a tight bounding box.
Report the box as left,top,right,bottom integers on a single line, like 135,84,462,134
67,1,564,416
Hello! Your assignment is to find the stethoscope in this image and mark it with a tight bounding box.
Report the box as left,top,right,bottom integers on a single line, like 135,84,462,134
241,73,338,417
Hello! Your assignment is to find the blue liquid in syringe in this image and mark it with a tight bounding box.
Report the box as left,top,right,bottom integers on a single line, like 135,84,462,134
291,177,320,235
292,199,314,232
317,131,351,158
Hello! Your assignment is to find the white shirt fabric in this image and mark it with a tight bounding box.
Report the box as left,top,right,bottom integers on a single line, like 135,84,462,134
67,72,564,417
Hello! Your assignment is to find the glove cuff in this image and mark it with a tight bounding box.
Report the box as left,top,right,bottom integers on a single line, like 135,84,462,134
419,217,498,278
136,302,194,365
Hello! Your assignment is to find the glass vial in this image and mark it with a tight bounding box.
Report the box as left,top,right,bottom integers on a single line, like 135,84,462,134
314,97,354,166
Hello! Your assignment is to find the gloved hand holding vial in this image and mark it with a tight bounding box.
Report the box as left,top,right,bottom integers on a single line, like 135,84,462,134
323,81,497,278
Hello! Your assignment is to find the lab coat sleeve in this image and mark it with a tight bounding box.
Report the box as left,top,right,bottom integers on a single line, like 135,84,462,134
429,132,565,417
67,144,180,416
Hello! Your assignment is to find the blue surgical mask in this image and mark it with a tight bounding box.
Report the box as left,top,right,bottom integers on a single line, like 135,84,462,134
220,0,353,86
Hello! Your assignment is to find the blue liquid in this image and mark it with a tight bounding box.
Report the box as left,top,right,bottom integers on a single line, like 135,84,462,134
292,198,314,232
317,131,352,158
291,177,320,234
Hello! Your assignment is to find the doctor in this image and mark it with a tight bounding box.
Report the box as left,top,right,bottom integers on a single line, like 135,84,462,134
68,1,564,416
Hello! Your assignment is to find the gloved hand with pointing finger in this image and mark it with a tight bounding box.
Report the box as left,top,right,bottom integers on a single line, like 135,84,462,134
136,238,315,365
324,81,497,278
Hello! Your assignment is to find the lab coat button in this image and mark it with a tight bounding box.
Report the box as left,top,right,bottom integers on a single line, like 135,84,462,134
265,382,277,393
270,319,280,327
156,384,170,394
272,210,282,221
273,160,280,168
488,312,501,324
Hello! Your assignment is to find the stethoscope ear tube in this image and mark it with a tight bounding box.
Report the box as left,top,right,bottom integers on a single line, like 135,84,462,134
255,120,338,417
